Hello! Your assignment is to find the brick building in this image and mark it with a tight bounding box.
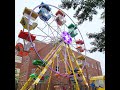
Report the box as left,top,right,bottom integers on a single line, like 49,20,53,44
15,55,22,79
15,40,102,90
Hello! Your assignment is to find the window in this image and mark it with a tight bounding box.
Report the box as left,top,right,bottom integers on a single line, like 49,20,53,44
56,66,59,72
70,56,74,62
24,72,27,76
15,49,18,55
64,68,67,73
31,68,36,73
87,63,90,67
46,71,50,75
15,68,20,78
99,66,101,70
92,64,94,68
21,64,24,67
15,55,22,63
77,60,83,65
89,74,91,79
25,58,29,64
96,66,97,69
22,72,27,77
84,73,87,77
26,60,28,63
23,57,29,65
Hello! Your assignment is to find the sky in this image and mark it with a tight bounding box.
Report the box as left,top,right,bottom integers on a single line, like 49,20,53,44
15,0,105,75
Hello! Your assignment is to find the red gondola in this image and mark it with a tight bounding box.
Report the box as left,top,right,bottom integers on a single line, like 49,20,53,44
18,30,36,42
79,48,84,52
15,43,24,51
76,39,84,45
55,10,66,26
55,10,65,17
76,46,84,52
76,46,82,49
29,47,34,51
17,51,29,57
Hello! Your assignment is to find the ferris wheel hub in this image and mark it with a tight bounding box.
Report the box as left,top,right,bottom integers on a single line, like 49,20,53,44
61,31,72,44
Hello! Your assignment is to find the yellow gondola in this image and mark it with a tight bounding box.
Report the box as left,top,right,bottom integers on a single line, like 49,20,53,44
23,7,38,21
20,16,38,30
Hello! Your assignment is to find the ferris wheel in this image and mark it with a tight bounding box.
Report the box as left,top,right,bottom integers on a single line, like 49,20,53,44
15,2,89,90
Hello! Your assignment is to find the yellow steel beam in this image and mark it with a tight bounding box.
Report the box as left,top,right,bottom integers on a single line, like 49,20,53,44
59,47,71,74
46,55,55,90
66,45,80,90
28,43,64,90
20,45,58,90
44,45,57,61
47,55,54,90
68,46,89,87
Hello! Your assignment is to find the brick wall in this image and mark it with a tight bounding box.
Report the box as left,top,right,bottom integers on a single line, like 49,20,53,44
17,40,103,90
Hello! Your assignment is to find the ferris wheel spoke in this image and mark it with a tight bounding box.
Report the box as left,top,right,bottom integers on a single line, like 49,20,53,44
64,44,70,74
37,27,53,40
50,10,58,21
46,22,61,36
52,14,62,32
46,14,62,38
48,25,56,40
62,49,71,70
36,27,57,44
66,45,80,90
31,32,55,43
32,34,48,37
40,19,55,31
50,13,64,34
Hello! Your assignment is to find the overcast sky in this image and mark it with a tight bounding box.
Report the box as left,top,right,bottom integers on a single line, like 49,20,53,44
15,0,105,75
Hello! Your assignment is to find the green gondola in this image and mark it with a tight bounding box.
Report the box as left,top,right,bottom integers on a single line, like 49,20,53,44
32,60,48,67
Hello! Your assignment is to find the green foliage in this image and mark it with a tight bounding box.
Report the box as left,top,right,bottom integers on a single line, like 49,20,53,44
87,26,105,53
60,0,105,24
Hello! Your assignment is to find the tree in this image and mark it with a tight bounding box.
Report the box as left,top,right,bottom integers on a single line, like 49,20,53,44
60,0,105,53
87,26,105,53
87,11,105,53
60,0,105,24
